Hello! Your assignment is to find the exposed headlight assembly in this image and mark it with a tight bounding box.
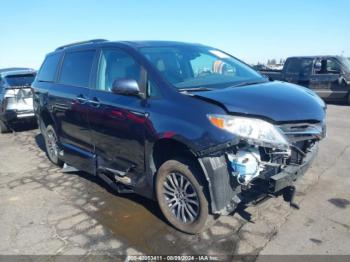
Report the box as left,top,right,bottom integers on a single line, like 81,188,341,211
207,114,289,150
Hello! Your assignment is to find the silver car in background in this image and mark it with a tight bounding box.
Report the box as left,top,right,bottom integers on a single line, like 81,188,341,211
0,68,36,133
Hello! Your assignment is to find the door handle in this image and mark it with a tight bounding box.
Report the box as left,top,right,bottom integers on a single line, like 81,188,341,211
89,97,101,108
76,94,88,104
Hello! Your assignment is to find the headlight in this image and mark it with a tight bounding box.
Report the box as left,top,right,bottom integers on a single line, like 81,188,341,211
207,114,289,149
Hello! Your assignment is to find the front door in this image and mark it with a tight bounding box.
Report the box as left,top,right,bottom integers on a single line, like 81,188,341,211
88,48,147,177
310,58,347,100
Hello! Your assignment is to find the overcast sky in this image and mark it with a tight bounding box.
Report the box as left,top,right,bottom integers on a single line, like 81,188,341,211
1,0,349,69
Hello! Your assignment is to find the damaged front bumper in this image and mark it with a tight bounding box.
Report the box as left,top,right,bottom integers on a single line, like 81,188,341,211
269,143,318,193
198,142,319,215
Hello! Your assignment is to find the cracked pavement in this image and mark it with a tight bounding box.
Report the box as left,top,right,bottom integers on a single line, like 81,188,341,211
0,104,349,258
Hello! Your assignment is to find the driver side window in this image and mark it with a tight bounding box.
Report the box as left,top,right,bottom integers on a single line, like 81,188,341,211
315,59,341,75
96,49,142,92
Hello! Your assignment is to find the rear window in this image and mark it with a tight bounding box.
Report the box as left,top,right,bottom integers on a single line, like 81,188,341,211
5,74,36,87
59,50,95,87
37,53,62,82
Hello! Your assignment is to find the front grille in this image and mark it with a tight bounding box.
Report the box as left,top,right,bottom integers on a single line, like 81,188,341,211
279,122,325,165
279,122,326,143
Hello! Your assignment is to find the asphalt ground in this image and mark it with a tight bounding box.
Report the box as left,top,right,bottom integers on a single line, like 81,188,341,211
0,104,349,260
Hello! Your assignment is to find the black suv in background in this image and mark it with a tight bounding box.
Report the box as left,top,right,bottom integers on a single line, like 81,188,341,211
32,40,326,233
260,56,350,104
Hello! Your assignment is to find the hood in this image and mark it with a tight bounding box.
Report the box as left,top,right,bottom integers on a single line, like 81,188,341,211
194,81,326,123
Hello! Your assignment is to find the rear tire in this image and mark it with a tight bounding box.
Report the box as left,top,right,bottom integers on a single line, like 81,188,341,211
43,124,63,166
347,93,350,105
155,158,216,234
0,120,10,134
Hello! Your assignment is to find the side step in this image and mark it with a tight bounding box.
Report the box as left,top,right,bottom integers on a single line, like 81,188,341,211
61,163,79,173
98,172,119,192
97,167,134,186
97,169,134,194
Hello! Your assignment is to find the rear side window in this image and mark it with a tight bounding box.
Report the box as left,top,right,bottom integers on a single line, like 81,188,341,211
286,58,313,76
59,50,95,87
37,53,61,82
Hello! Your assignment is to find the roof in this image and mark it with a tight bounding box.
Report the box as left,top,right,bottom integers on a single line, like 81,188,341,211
0,68,36,77
115,40,204,48
287,55,341,60
53,39,205,52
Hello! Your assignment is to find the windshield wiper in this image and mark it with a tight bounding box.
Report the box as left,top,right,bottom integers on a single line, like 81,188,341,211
178,87,213,92
231,80,267,88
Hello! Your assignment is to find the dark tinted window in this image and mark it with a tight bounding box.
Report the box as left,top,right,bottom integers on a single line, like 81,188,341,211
37,53,61,82
286,58,313,75
59,50,95,87
5,74,36,86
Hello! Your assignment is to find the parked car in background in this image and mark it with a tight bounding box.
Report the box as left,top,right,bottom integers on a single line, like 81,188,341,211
260,56,350,104
252,64,271,71
32,40,326,234
0,68,36,133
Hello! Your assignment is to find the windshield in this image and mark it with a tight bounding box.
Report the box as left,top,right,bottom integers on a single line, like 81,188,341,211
5,74,36,87
140,46,265,90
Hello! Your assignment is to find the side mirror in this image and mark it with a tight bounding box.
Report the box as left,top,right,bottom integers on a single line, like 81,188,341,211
112,79,141,97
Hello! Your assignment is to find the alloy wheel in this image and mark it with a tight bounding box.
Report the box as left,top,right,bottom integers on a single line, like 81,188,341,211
162,172,200,224
46,129,58,160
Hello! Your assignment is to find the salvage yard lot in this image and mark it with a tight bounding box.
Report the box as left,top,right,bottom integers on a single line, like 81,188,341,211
0,104,349,257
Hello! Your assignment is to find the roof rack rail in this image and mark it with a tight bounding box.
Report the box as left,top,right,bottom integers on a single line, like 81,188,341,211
55,39,107,51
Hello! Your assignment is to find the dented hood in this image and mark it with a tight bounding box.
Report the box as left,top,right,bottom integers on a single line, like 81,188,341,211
194,81,326,123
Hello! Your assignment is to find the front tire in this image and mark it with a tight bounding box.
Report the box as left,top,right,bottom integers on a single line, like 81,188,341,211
43,125,63,166
156,158,214,234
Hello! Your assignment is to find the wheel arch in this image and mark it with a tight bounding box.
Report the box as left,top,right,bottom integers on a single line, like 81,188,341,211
150,138,201,174
148,137,213,210
39,109,54,128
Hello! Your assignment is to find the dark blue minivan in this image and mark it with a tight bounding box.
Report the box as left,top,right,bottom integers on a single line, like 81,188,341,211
32,39,326,233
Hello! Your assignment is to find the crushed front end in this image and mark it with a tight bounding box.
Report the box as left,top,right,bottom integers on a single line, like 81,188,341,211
198,121,326,215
